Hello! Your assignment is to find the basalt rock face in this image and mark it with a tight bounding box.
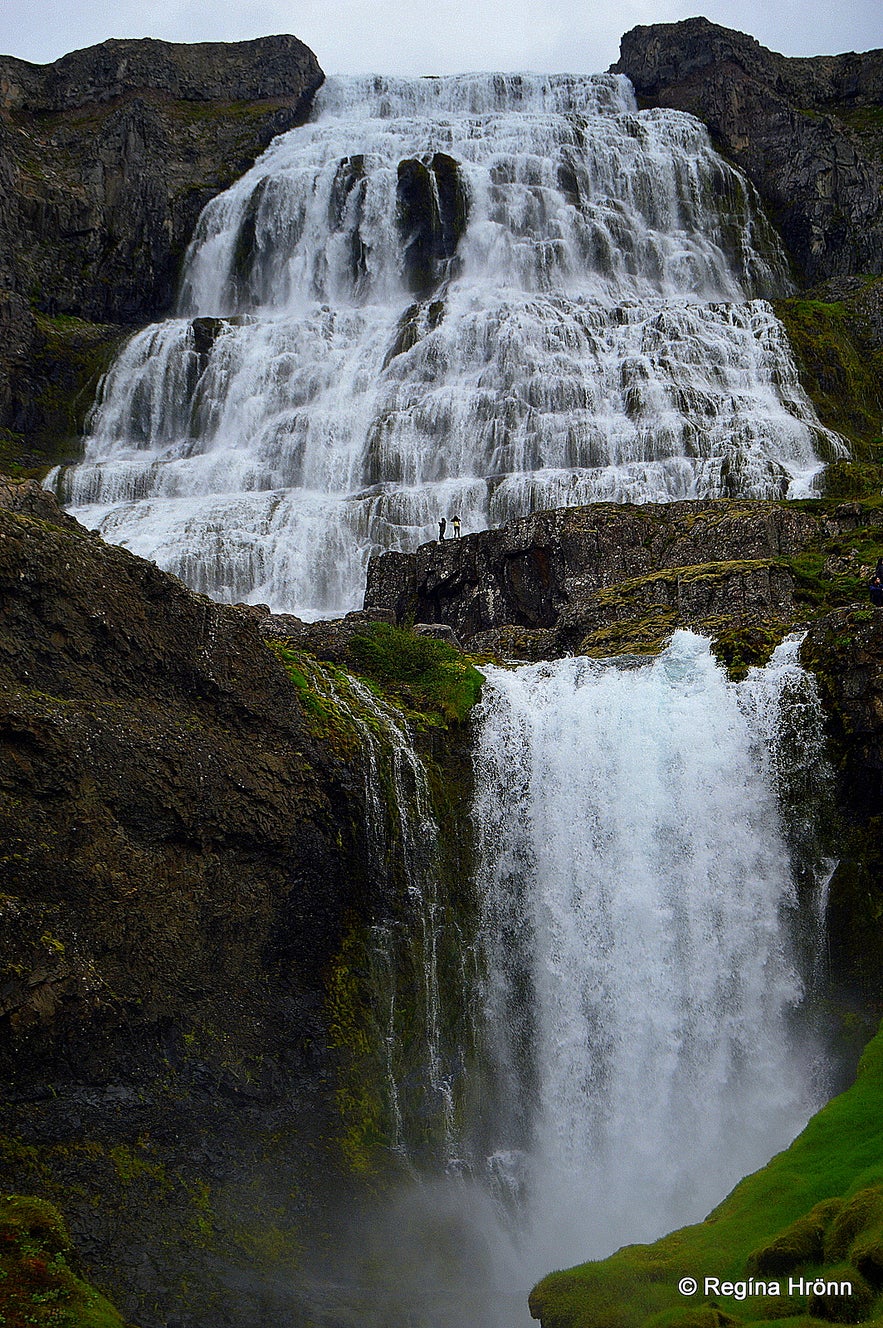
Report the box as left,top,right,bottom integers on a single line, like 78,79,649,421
801,610,883,1001
0,36,323,323
612,18,883,284
365,500,883,660
0,483,401,1323
0,36,323,463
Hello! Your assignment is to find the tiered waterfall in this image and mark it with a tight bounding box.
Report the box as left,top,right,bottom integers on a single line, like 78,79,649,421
53,73,843,617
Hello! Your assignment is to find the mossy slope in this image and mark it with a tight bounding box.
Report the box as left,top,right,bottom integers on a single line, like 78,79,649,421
0,1196,128,1328
530,1022,883,1328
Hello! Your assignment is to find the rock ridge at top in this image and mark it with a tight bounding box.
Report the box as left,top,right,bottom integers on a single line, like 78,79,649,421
0,34,321,111
612,17,883,283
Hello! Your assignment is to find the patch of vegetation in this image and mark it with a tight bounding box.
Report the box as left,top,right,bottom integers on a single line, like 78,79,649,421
782,549,874,613
593,560,776,610
822,459,883,504
709,620,784,679
0,1195,127,1328
829,106,883,160
325,920,387,1175
348,623,484,724
530,1021,883,1328
578,609,677,659
265,641,366,755
774,287,883,462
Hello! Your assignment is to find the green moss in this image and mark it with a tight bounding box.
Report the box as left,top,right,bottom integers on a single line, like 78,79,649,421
530,1021,883,1328
265,641,364,754
594,560,776,610
709,621,784,679
324,920,387,1175
9,316,127,473
578,609,677,659
348,623,484,724
0,1195,128,1328
774,288,883,461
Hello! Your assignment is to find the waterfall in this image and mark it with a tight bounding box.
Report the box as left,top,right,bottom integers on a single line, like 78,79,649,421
53,73,844,619
308,633,831,1328
284,652,477,1170
471,632,828,1276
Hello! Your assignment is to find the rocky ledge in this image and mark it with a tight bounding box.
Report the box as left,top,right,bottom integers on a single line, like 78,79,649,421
612,17,883,284
365,498,883,665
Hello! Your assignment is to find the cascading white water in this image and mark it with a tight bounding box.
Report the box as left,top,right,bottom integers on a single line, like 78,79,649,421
310,633,830,1328
54,73,844,618
471,631,826,1283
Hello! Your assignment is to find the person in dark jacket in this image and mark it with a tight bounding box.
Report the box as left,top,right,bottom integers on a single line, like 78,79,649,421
438,517,446,541
869,571,883,606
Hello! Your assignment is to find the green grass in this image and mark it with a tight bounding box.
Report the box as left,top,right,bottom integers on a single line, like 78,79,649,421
348,623,484,724
0,1195,128,1328
530,1023,883,1328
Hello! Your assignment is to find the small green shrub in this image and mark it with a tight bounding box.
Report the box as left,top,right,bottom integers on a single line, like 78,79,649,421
349,623,484,723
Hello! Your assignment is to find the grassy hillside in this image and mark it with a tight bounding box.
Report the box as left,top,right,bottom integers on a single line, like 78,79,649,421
530,1021,883,1328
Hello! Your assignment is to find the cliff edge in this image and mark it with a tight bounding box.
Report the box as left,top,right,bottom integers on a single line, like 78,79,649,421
0,35,323,468
612,17,883,284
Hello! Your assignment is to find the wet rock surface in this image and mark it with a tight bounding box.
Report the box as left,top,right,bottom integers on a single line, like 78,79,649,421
612,18,883,284
0,36,324,323
365,500,883,657
0,35,323,460
0,485,391,1324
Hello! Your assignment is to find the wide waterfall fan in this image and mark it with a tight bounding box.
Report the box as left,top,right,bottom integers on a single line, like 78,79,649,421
53,72,845,618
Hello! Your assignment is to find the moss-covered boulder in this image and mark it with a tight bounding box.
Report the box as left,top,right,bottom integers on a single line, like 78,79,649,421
0,1196,128,1328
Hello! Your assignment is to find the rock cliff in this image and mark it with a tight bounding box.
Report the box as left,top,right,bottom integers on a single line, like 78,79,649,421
0,479,475,1324
365,498,883,665
0,36,323,323
0,35,323,466
612,18,883,284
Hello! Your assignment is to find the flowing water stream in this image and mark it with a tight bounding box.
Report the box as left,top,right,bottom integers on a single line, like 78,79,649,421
307,632,831,1327
53,73,843,618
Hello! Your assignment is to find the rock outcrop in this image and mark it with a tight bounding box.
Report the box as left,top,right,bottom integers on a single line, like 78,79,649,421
0,36,323,323
0,481,476,1324
612,18,883,284
365,499,883,662
0,35,323,464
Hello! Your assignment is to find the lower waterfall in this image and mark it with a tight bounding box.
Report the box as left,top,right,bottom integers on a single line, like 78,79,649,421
308,631,831,1328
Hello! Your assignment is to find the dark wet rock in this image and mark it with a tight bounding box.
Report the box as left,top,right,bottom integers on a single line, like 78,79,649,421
366,499,882,658
802,607,883,810
397,152,469,298
612,18,883,284
0,484,413,1323
0,474,82,527
0,36,323,461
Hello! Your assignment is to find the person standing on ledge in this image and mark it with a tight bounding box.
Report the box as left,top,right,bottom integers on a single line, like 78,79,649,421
438,517,446,541
452,514,461,538
869,563,883,606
